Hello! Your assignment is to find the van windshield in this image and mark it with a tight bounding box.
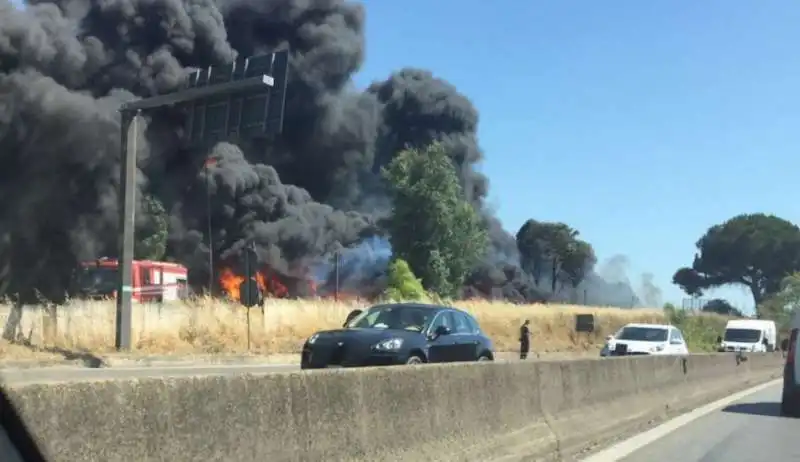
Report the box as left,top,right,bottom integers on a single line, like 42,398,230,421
724,328,761,343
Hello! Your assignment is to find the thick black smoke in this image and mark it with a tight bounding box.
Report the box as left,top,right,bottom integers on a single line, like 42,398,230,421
0,0,645,305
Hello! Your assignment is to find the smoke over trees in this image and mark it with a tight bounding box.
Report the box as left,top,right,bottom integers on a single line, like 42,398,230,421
0,0,653,306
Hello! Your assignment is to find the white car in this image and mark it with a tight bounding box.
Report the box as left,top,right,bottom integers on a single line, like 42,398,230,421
600,323,690,357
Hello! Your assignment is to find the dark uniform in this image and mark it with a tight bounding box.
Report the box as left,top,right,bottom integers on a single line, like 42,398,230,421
519,320,531,360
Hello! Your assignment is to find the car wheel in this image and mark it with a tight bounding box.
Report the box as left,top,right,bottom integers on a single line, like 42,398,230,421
477,354,492,362
406,354,424,365
781,388,800,417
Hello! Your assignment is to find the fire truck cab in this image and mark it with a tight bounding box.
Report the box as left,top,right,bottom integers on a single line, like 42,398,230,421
75,258,189,303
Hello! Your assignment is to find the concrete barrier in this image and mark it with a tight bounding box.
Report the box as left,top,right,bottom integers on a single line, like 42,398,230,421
4,353,782,461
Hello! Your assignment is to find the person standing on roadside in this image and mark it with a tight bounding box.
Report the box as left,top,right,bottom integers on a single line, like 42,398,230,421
519,319,531,360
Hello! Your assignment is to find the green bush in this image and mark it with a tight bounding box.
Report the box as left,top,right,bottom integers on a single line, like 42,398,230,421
383,258,427,301
663,304,727,352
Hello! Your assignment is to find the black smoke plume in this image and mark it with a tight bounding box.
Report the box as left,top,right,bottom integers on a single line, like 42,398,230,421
0,0,647,306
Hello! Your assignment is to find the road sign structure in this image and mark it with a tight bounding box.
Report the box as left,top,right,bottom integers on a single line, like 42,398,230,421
114,50,288,351
184,49,289,145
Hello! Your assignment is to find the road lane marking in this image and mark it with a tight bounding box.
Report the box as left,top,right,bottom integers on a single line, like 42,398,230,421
580,378,781,462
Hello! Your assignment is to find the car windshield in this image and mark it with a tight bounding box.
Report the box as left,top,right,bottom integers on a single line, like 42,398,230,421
347,305,434,332
724,328,761,343
77,266,118,291
615,326,668,342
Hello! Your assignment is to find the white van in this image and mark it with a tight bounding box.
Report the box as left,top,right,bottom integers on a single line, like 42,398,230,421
719,319,777,352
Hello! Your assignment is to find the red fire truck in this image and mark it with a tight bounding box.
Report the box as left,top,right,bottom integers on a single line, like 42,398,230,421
75,258,189,303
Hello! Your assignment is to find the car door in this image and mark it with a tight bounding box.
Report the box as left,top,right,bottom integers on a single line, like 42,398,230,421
449,310,480,361
677,329,689,354
426,311,457,362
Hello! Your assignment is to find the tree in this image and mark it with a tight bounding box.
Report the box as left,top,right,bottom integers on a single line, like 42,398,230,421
382,142,488,298
384,258,427,301
561,239,596,289
515,219,548,284
135,195,168,261
673,213,800,312
759,272,800,329
516,220,593,294
701,298,743,317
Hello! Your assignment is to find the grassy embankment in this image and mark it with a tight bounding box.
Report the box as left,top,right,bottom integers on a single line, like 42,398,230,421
0,298,730,360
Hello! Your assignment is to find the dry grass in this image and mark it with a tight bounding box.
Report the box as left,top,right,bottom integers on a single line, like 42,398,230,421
0,297,726,359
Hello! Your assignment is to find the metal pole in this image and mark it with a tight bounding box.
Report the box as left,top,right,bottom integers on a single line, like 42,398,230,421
334,250,340,301
245,241,252,350
244,244,250,305
115,111,140,351
206,161,214,295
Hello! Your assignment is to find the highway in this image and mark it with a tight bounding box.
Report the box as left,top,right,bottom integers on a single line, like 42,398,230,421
616,382,800,462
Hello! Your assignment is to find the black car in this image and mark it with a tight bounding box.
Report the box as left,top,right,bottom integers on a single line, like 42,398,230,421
300,302,495,369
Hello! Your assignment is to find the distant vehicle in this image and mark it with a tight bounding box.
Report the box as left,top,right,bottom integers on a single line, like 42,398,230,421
73,258,189,303
782,310,800,416
719,319,777,353
300,302,495,369
600,323,689,357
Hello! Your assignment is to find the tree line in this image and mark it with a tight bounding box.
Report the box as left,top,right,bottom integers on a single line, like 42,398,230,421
383,142,597,299
672,212,800,320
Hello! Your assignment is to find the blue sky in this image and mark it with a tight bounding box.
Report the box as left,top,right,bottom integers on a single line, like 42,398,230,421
350,0,800,312
11,0,798,310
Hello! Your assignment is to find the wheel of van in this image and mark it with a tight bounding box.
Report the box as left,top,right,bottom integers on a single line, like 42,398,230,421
477,354,493,362
406,354,424,365
781,388,800,417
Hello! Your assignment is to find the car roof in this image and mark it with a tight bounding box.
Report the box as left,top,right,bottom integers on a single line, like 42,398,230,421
727,319,774,327
369,302,447,311
368,302,471,315
623,323,673,330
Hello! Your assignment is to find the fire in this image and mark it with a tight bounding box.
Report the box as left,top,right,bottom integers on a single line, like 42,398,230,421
217,264,375,303
218,266,289,301
219,268,246,301
264,270,288,298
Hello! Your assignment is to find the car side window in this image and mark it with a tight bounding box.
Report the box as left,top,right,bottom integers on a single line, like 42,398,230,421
670,329,684,344
450,311,473,334
429,311,453,333
464,313,481,334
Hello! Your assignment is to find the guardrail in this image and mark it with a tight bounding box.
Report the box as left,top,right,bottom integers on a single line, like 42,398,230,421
3,353,784,461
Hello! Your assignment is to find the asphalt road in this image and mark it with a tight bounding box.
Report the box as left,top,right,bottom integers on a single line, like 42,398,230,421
0,363,301,386
618,382,800,462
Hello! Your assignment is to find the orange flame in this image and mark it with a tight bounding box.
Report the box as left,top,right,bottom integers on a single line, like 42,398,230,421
219,268,246,301
219,266,291,301
218,265,377,302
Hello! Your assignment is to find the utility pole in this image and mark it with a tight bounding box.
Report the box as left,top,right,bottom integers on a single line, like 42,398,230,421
334,250,340,301
115,110,140,351
205,158,215,295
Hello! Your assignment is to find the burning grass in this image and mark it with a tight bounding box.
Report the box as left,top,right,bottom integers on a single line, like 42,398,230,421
0,297,730,360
